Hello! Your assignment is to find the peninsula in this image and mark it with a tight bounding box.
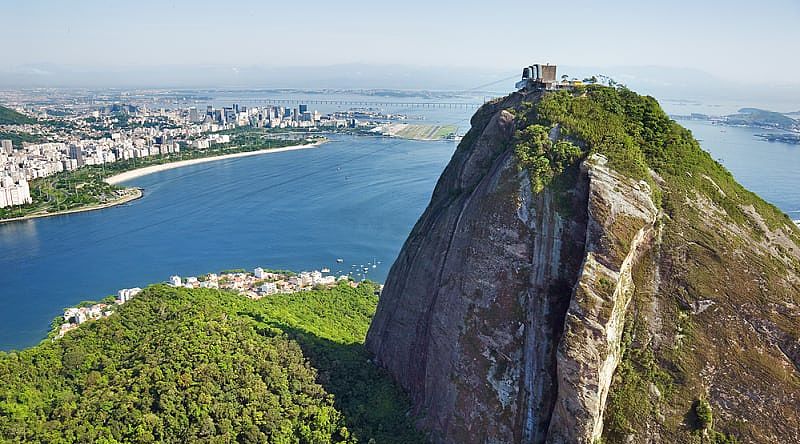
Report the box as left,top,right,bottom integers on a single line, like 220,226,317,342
104,140,323,185
0,94,458,222
0,100,333,222
672,106,800,136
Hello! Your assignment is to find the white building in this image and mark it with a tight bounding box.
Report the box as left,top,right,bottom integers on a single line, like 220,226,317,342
169,275,182,287
254,267,265,279
64,308,80,323
317,275,336,286
259,281,278,295
191,139,210,149
199,280,219,289
117,287,142,304
0,176,32,208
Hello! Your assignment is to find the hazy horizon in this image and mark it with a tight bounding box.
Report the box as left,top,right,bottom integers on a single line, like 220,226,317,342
2,0,799,110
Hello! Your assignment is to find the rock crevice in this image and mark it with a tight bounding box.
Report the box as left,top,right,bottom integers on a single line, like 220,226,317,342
366,92,657,443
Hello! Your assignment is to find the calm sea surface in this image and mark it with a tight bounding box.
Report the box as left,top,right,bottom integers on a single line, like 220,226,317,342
0,135,460,349
1,97,798,350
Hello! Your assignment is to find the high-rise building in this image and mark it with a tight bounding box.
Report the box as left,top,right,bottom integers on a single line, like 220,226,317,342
223,107,236,123
68,144,84,167
0,176,32,208
0,140,12,154
298,104,308,114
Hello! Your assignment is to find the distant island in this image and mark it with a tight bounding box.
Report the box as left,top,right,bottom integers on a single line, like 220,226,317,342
672,107,800,144
754,132,800,144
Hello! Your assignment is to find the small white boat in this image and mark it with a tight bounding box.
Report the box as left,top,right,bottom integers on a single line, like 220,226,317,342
336,258,344,263
321,268,330,273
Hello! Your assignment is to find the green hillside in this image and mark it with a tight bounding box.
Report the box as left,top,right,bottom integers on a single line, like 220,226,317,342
0,283,423,443
0,105,35,125
510,85,798,442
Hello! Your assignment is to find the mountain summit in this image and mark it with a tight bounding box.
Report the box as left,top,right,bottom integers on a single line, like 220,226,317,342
366,85,800,443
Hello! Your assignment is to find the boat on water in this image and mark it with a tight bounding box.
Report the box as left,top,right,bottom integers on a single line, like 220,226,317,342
321,267,330,273
336,258,344,263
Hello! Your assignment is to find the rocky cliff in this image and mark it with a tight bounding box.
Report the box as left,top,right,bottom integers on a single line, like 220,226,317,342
366,87,800,443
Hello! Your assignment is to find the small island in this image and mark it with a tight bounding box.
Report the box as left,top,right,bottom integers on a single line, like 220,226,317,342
754,132,800,145
672,107,800,144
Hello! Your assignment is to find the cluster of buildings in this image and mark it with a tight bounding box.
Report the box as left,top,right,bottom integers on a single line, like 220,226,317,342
0,98,392,208
200,103,323,129
53,264,371,340
57,287,142,338
169,267,345,299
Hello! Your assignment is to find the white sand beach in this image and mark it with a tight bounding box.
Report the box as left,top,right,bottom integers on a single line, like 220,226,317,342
105,141,324,185
0,188,143,224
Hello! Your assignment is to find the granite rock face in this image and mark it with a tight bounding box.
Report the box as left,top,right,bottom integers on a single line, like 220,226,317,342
366,91,656,443
365,90,800,444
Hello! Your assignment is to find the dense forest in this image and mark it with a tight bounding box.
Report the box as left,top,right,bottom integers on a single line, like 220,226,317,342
0,282,424,443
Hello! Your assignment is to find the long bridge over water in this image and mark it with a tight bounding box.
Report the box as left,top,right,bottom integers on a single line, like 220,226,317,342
259,99,484,109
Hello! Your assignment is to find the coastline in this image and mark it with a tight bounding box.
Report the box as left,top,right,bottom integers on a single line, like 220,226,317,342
0,188,143,224
0,141,324,224
105,141,324,185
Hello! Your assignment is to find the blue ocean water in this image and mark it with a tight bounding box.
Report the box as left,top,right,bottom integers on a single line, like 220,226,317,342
679,120,800,216
1,101,799,350
0,135,457,349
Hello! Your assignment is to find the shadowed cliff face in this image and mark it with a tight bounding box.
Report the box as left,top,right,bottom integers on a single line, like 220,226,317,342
366,89,800,444
365,90,656,443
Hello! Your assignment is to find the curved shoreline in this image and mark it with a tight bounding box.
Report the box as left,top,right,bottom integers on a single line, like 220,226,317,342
0,141,324,224
0,188,143,224
105,141,324,185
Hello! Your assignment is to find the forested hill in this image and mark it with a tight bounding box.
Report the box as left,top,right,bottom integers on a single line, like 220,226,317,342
0,105,34,125
0,283,423,443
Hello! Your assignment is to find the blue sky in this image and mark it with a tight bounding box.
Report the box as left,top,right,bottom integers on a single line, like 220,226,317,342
1,0,798,86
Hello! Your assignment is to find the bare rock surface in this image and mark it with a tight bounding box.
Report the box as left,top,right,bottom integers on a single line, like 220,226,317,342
366,90,800,444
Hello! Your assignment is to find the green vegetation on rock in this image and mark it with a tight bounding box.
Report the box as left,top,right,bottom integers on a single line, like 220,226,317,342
512,123,581,193
535,86,793,231
0,283,423,443
509,85,799,443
